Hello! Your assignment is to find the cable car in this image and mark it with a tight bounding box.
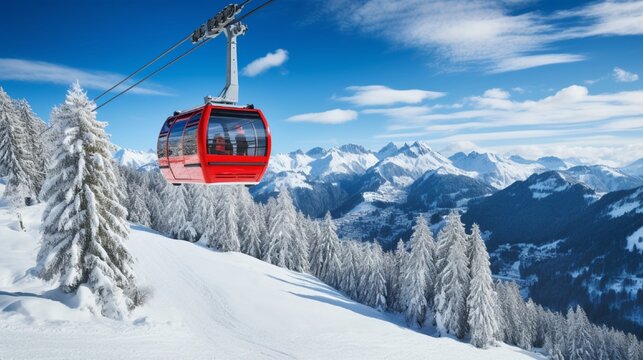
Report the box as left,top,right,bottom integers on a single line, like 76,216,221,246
157,104,271,185
155,14,272,185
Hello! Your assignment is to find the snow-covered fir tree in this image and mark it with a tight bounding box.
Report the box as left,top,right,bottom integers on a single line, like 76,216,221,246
566,306,594,360
177,185,198,242
339,240,363,301
13,99,46,193
399,215,436,327
466,223,500,348
124,170,151,226
238,187,263,259
309,212,342,288
213,187,240,252
360,242,387,311
36,83,139,319
386,239,407,312
496,281,530,348
292,211,310,272
434,211,470,338
0,87,38,205
264,190,307,271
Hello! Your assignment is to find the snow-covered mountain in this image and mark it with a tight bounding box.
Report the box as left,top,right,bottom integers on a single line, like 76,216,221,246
0,201,537,359
253,143,643,245
622,158,643,178
449,151,545,189
463,174,643,334
264,144,378,183
113,148,157,171
564,165,643,193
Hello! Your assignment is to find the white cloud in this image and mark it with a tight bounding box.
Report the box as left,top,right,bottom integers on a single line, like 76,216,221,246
556,1,643,37
613,67,639,82
242,49,288,77
322,0,643,73
339,85,444,106
483,88,510,99
370,85,643,165
0,58,169,95
491,54,584,73
287,109,358,124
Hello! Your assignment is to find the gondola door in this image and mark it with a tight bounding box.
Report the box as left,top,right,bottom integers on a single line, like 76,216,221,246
167,116,188,180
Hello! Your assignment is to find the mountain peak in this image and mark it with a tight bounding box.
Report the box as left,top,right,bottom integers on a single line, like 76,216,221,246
376,142,399,160
338,144,370,154
305,147,325,158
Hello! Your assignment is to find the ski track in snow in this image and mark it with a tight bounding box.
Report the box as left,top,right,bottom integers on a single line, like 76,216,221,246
0,201,543,360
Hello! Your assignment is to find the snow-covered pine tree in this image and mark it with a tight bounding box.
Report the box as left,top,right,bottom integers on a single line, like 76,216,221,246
210,186,240,251
466,223,500,348
434,211,470,338
360,242,387,311
13,99,47,193
566,306,594,360
238,187,263,259
264,190,308,271
523,299,539,348
177,185,198,242
291,211,310,272
37,83,139,319
593,325,610,360
0,87,38,205
309,212,342,288
543,310,566,360
496,281,526,347
190,184,210,238
124,171,151,226
147,173,166,231
339,240,362,301
387,239,407,312
399,215,436,327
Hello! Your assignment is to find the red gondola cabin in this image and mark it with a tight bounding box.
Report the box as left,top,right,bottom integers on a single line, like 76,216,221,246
157,104,271,185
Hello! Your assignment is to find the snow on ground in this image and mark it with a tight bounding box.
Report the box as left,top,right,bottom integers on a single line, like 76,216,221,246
0,203,542,360
626,225,643,252
528,176,570,199
608,187,643,219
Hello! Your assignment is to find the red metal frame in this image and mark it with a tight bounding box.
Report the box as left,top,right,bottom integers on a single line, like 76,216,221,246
158,104,272,185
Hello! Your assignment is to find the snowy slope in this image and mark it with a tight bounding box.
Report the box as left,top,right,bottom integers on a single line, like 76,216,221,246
113,148,158,171
0,204,540,360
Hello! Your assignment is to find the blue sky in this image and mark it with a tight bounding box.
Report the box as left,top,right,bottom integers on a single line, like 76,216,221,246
1,0,642,166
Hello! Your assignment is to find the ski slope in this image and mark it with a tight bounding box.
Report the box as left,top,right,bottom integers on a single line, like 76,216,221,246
0,198,542,359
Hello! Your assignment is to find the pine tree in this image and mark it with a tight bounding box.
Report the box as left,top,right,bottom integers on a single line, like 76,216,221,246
238,188,263,259
309,212,342,287
211,187,240,251
434,211,470,338
399,215,436,327
387,239,407,312
14,99,46,194
291,211,310,272
190,184,210,238
264,190,303,270
567,306,594,360
467,223,500,348
361,242,387,310
339,240,362,301
0,88,38,205
125,174,151,227
496,281,527,347
36,83,138,319
177,185,198,242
